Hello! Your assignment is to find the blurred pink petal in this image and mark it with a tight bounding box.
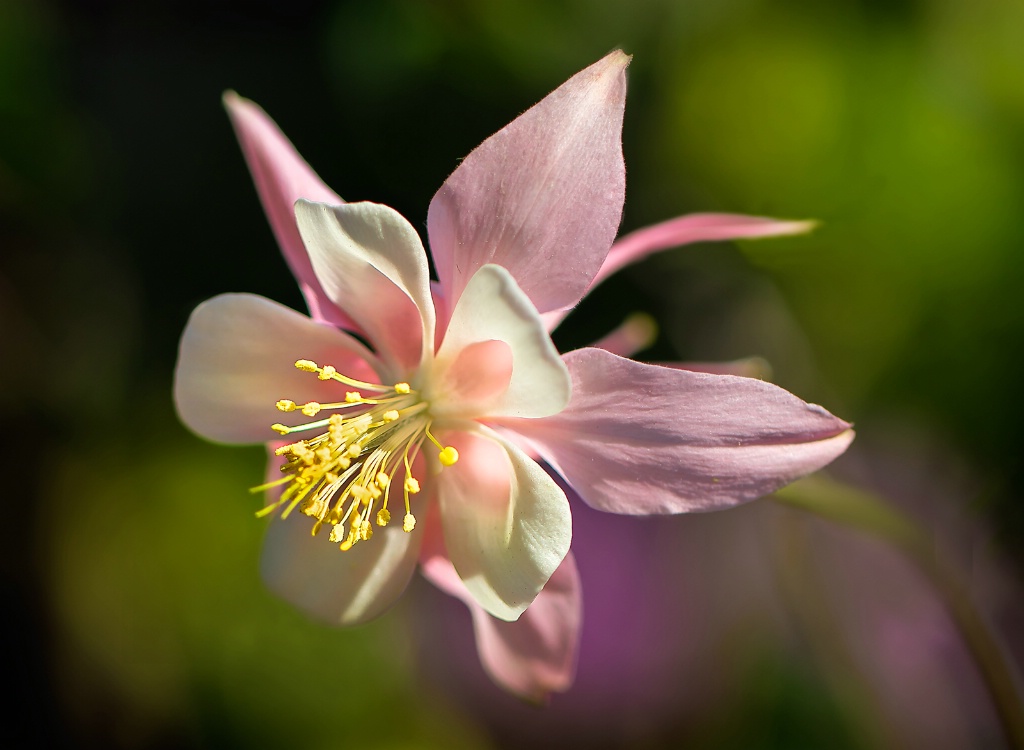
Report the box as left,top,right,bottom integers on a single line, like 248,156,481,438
590,312,658,358
468,554,581,703
504,347,854,514
422,537,581,703
428,51,628,322
223,92,357,330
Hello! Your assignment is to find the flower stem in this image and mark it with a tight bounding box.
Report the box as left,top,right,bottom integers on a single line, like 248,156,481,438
772,514,901,749
772,475,1024,750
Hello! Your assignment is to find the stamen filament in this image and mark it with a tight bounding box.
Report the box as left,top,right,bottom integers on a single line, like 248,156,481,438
293,359,408,394
424,426,459,465
255,359,440,553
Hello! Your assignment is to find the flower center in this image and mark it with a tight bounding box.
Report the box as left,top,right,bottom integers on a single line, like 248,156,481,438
253,358,458,551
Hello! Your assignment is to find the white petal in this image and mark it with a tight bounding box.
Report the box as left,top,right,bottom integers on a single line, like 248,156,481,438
435,428,571,621
295,200,436,376
173,293,379,444
260,506,422,626
431,264,570,420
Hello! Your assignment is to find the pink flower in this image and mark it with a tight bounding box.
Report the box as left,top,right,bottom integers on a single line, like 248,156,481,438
173,51,853,703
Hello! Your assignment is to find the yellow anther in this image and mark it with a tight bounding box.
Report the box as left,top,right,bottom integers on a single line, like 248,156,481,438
274,443,297,456
324,471,340,485
376,508,391,526
271,423,290,435
318,365,337,381
315,446,332,462
394,382,411,394
328,414,345,428
347,444,362,458
345,391,362,403
375,472,390,489
276,399,297,412
329,523,346,543
301,495,328,519
404,476,421,494
301,402,321,417
340,537,354,552
295,359,318,372
359,520,373,541
439,446,459,466
382,410,400,422
403,513,417,532
350,485,371,504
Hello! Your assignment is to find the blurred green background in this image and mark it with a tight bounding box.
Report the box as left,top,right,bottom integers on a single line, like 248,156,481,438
3,0,1023,747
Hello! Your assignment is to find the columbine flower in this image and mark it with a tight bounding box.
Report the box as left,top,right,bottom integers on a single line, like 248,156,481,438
174,51,854,702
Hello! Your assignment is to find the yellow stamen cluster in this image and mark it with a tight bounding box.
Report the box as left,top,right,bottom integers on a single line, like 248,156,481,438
253,359,458,552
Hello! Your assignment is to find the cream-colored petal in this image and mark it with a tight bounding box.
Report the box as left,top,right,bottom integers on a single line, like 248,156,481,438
435,428,571,621
174,293,379,444
296,200,435,376
260,509,422,626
